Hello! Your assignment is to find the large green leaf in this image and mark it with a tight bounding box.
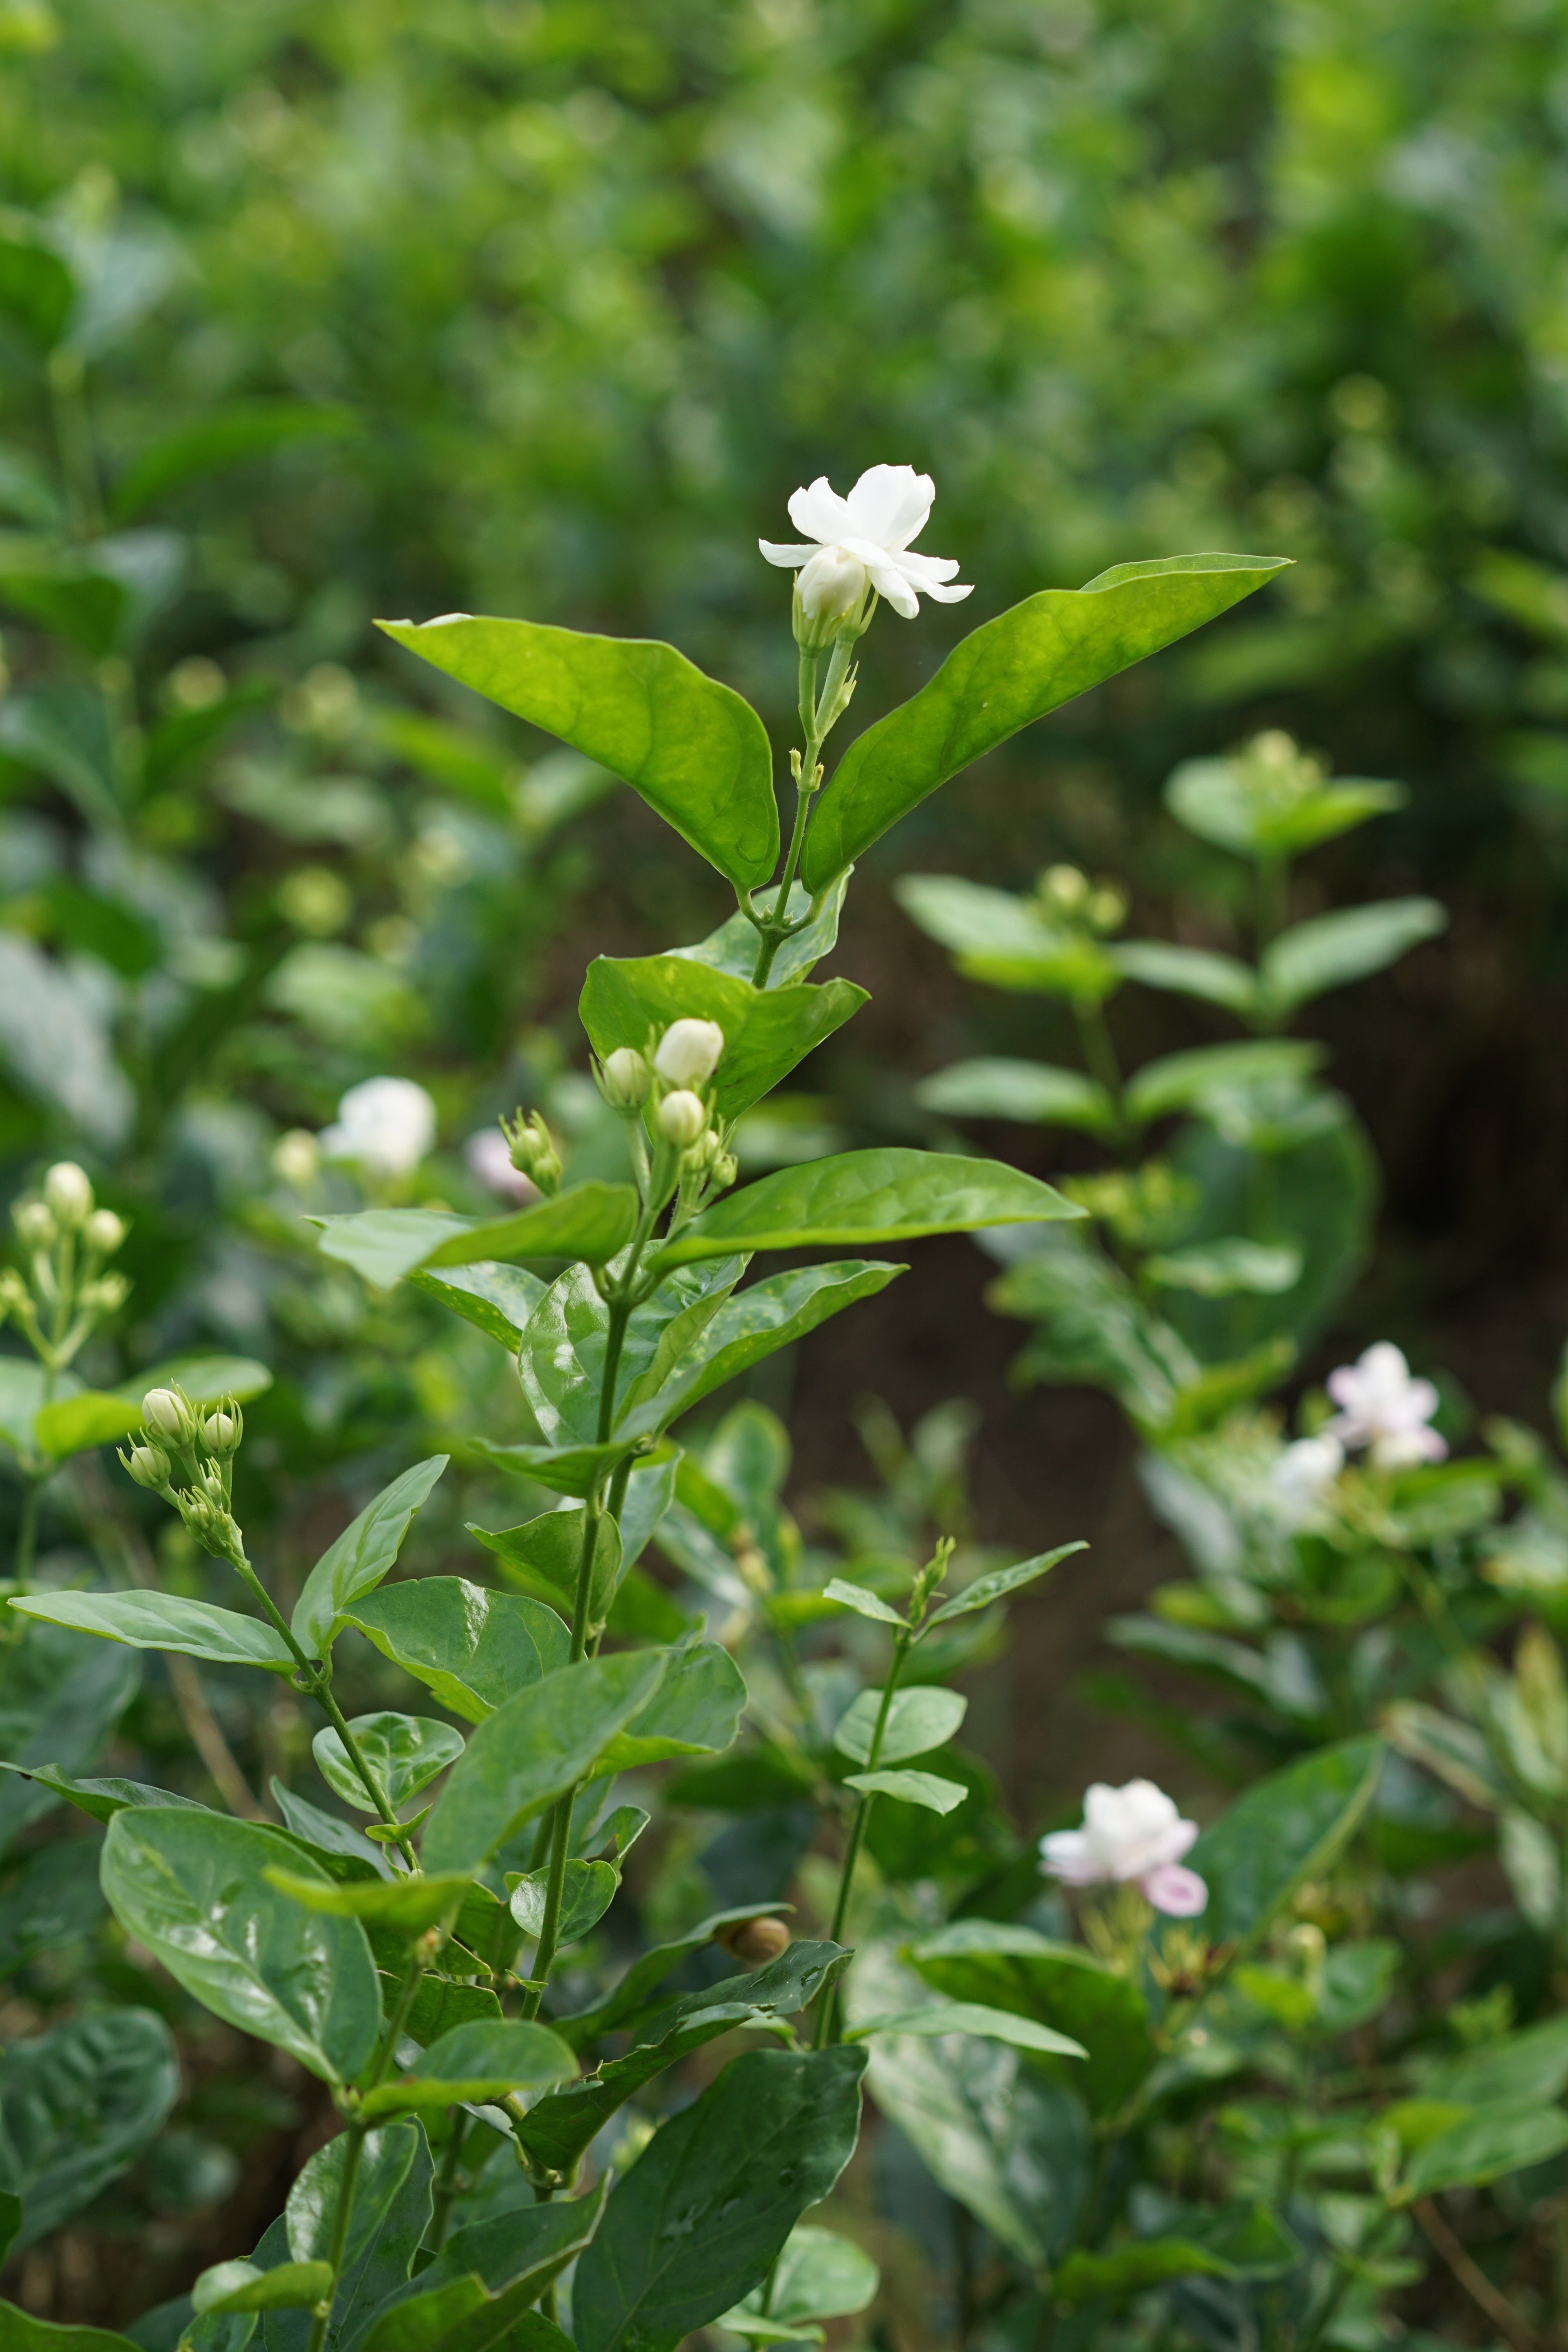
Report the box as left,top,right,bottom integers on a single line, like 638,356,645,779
406,1262,548,1348
293,1457,449,1657
10,1590,295,1673
517,1259,742,1450
421,1185,641,1272
1257,896,1446,1017
598,1640,747,1770
468,1510,646,1638
580,955,865,1124
378,616,779,890
618,1262,903,1436
360,2021,576,2120
99,1811,382,2083
0,1763,206,1831
0,1620,139,1859
0,2317,142,2352
906,1922,1155,2116
801,555,1289,888
553,1903,800,2049
833,1685,967,1765
312,1713,464,1813
341,1580,569,1724
651,1151,1079,1269
422,1651,667,1872
914,1058,1117,1135
0,2009,178,2246
351,2194,600,2352
285,2120,430,2345
1398,2105,1568,2202
573,2046,866,2352
1185,1735,1384,1950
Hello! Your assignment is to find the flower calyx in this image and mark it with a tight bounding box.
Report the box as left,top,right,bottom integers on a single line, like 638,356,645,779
500,1109,562,1196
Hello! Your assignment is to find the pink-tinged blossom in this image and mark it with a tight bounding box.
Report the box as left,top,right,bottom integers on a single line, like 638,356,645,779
759,464,973,621
1324,1341,1446,1470
1040,1779,1208,1918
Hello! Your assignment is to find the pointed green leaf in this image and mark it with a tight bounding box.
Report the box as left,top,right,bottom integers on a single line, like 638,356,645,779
619,1263,889,1438
341,1578,568,1724
1165,754,1405,860
923,1544,1085,1629
421,1183,641,1271
822,1578,902,1625
598,1640,747,1770
352,2190,601,2352
1122,1039,1326,1126
422,1651,667,1872
803,555,1290,888
263,1867,475,1937
311,1713,464,1814
469,1436,631,1500
509,1858,620,1949
0,1762,207,1829
553,1903,798,2050
360,2020,575,2119
309,1210,480,1288
377,615,780,890
833,1685,966,1765
580,955,865,1124
10,1588,294,1672
100,1811,382,2083
572,2046,867,2352
406,1261,548,1347
894,876,1121,1002
0,2009,178,2247
285,2119,422,2271
651,1151,1079,1270
292,1456,449,1656
843,1769,967,1815
1184,1735,1384,1950
719,2226,878,2338
847,2001,1085,2057
914,1059,1117,1133
1258,896,1446,1016
1111,941,1260,1018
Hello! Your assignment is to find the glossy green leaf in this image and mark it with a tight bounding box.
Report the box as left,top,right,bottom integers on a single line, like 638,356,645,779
406,1261,547,1348
378,615,779,889
1258,896,1446,1015
553,1903,798,2050
285,2119,422,2271
842,1769,966,1815
652,1151,1079,1270
0,2009,178,2246
10,1589,295,1673
833,1685,967,1765
1185,1735,1384,1950
393,1976,504,2051
598,1640,747,1770
423,1651,667,1872
352,2191,600,2352
0,1762,206,1831
508,1858,620,1948
804,556,1289,887
0,1622,139,1860
573,2045,866,2352
520,1258,745,1448
1144,1240,1303,1296
360,2020,575,2120
271,1781,390,1879
1122,1039,1325,1126
192,2262,335,2318
907,1921,1155,2115
914,1058,1117,1133
580,955,865,1124
470,1436,631,1501
822,1578,902,1624
292,1456,449,1656
0,2316,141,2352
670,875,851,989
619,1261,902,1435
923,1543,1084,1629
847,2001,1085,2057
292,2120,434,2352
309,1210,488,1288
1111,941,1259,1018
100,1810,382,2083
1165,754,1405,858
312,1713,465,1814
470,1507,622,1636
421,1183,641,1271
341,1579,568,1724
893,876,1120,1001
1398,2104,1568,2202
263,1868,474,1939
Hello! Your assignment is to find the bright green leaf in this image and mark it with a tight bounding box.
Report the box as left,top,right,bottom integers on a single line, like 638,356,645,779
580,954,865,1124
1259,897,1446,1015
914,1058,1117,1133
833,1685,966,1765
341,1578,568,1725
846,2001,1085,2057
1111,941,1259,1018
292,1457,449,1657
311,1713,464,1814
9,1590,294,1673
192,2261,335,2317
822,1578,902,1625
843,1769,967,1814
923,1544,1084,1629
1122,1039,1326,1125
360,2020,575,2119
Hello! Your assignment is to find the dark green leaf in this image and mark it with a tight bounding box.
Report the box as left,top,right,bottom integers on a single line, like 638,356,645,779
312,1713,464,1813
923,1544,1084,1628
573,2046,866,2352
0,2009,178,2245
0,1764,206,1831
394,1976,504,2051
10,1590,294,1673
100,1811,382,2083
0,1839,105,1978
351,2193,599,2352
598,1641,747,1769
907,1922,1155,2115
423,1652,667,1872
847,2001,1084,2057
508,1859,620,1949
270,1783,390,1879
803,556,1289,888
0,1623,139,1860
341,1580,568,1725
1399,2105,1568,2201
832,1686,966,1765
914,1058,1117,1133
292,1457,449,1657
554,1903,798,2050
361,2021,575,2120
579,955,865,1124
652,1151,1078,1270
378,616,779,891
1052,2207,1303,2307
619,1262,901,1435
285,2122,423,2284
111,404,356,523
1185,1736,1384,1950
0,226,75,347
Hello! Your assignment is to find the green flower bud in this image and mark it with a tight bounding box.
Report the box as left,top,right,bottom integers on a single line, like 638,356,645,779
13,1201,55,1252
202,1404,243,1455
657,1090,707,1149
83,1208,126,1256
143,1385,195,1444
122,1442,171,1490
500,1109,562,1196
1038,865,1089,915
43,1161,94,1228
598,1047,650,1109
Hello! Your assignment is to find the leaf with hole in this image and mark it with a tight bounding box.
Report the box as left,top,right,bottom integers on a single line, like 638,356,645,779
378,615,779,890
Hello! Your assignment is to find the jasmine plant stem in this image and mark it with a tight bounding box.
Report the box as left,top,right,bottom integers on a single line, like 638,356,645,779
814,1624,914,2048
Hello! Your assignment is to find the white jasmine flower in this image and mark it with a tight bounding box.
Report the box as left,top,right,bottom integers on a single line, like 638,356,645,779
1041,1779,1208,1918
319,1077,436,1179
1269,1433,1345,1523
465,1128,538,1206
1324,1341,1446,1470
653,1018,725,1088
759,464,973,621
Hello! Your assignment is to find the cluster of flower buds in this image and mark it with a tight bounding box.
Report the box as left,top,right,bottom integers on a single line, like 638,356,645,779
0,1162,129,1371
121,1384,247,1565
498,1108,562,1196
1034,864,1127,937
596,1019,737,1200
1234,727,1328,809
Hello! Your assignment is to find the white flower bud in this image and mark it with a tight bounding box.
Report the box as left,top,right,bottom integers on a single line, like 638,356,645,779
143,1386,193,1444
43,1161,94,1228
13,1201,55,1251
83,1208,126,1256
202,1406,242,1455
794,546,869,651
658,1090,707,1148
653,1019,725,1089
123,1442,171,1490
600,1046,651,1109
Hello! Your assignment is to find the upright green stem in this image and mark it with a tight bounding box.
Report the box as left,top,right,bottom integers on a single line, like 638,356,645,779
751,780,816,988
306,1953,430,2352
429,2116,470,2251
14,1475,42,1589
814,1629,912,2047
1075,997,1124,1106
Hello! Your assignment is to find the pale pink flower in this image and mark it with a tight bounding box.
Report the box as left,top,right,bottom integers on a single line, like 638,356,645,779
1324,1342,1446,1470
1041,1779,1208,1918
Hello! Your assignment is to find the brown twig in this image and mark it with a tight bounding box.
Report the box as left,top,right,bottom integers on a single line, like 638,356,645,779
1412,2196,1541,2352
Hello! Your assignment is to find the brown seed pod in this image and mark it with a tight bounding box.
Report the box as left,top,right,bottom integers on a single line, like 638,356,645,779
714,1914,791,1967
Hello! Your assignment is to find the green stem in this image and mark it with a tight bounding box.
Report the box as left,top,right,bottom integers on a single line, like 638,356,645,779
429,2115,470,2252
306,1956,429,2352
751,780,816,988
1075,997,1124,1107
597,1303,631,1444
14,1474,42,1588
814,1629,912,2047
519,1793,575,2022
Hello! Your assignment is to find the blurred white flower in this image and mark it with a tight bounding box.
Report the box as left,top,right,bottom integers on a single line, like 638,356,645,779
653,1018,725,1088
1324,1341,1446,1470
1269,1433,1345,1522
465,1128,538,1206
1041,1779,1208,1918
319,1077,436,1178
760,464,973,621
